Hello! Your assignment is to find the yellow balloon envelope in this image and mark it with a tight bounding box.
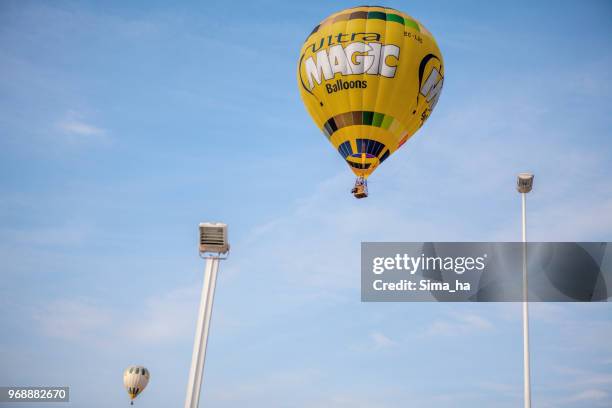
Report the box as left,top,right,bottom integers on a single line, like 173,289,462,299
298,6,444,194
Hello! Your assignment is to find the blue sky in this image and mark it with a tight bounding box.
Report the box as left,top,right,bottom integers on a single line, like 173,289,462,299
1,0,611,407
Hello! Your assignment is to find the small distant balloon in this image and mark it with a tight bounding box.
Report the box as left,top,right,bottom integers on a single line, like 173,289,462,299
123,365,150,405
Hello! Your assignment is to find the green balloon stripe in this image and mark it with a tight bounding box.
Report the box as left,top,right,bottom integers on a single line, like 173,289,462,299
309,9,420,38
322,110,398,138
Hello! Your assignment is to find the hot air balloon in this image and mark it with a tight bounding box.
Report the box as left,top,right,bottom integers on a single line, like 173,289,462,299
123,365,150,405
298,6,444,198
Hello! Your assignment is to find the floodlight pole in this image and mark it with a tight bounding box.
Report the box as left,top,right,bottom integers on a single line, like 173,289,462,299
184,222,229,408
184,256,221,408
521,192,531,408
517,173,533,408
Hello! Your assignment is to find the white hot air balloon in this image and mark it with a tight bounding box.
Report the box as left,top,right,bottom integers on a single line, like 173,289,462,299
123,365,150,405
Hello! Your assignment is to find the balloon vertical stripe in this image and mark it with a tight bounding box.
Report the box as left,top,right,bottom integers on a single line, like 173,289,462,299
305,8,422,41
321,111,404,138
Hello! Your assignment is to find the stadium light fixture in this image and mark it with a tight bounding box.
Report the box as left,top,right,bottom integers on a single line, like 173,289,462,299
184,222,229,408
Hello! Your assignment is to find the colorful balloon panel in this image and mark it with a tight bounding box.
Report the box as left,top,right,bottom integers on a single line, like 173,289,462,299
298,6,444,178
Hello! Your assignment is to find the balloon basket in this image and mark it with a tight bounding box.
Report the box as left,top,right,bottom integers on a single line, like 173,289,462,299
351,177,368,199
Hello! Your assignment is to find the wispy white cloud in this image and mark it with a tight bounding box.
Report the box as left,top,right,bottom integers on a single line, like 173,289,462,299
122,286,199,344
303,394,393,408
534,365,612,408
554,366,612,387
561,389,609,405
369,331,396,349
34,298,113,342
32,285,226,347
208,368,325,405
424,312,494,337
0,224,92,247
57,118,105,137
531,197,612,241
477,381,518,395
55,111,109,146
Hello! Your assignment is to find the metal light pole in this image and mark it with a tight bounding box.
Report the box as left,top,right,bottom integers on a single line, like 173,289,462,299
184,223,229,408
517,173,534,408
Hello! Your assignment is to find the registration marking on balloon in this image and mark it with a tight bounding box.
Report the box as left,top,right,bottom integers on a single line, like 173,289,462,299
298,6,444,194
